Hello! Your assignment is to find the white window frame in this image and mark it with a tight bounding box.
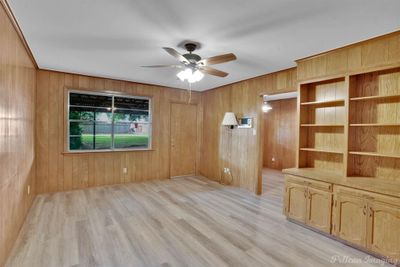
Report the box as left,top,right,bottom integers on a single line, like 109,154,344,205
67,90,152,152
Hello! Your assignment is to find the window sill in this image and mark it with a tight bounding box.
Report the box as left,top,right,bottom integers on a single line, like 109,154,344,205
62,148,154,155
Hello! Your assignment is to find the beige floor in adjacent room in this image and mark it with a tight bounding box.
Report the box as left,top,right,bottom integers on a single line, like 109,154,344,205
6,169,392,267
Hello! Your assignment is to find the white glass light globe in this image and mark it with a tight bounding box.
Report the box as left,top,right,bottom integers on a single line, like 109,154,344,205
262,102,272,112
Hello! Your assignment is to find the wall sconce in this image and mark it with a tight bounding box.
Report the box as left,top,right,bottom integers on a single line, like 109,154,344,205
262,100,272,113
222,112,238,129
260,92,298,113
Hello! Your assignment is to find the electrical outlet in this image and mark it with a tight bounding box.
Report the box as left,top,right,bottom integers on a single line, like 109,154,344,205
123,167,128,174
27,185,30,195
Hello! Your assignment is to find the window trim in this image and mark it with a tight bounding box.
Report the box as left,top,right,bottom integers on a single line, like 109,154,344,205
67,89,152,153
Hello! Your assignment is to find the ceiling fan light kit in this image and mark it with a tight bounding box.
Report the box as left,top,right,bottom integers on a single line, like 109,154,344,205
177,68,204,83
142,42,237,84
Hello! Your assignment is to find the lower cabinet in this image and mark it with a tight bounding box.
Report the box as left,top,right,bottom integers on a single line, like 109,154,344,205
332,187,368,247
307,187,333,233
285,176,400,263
285,181,308,223
367,196,400,262
333,186,400,263
284,175,332,233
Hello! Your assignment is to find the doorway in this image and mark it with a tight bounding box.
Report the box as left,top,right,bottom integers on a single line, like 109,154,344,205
262,98,297,194
170,103,198,177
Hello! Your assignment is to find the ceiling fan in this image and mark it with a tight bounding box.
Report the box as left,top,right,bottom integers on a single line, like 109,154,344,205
142,43,237,83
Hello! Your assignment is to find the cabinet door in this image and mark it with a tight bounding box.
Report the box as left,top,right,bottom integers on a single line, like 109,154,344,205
285,182,307,223
367,201,400,262
333,192,367,247
307,187,332,233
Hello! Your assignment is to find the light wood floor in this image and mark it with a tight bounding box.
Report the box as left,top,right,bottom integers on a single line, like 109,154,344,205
6,170,392,267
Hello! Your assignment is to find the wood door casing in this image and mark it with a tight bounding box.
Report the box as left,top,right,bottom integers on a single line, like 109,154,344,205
285,182,308,223
333,191,367,247
307,187,332,233
367,200,400,262
170,103,198,177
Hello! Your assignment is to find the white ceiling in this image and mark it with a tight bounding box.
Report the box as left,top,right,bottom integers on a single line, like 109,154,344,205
9,0,400,91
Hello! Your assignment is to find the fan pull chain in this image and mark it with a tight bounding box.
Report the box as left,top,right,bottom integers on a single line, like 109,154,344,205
188,82,192,104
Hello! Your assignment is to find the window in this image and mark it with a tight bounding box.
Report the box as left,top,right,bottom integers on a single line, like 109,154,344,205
68,91,151,151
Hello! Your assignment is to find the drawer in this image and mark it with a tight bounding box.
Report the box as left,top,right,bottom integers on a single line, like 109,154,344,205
285,174,332,192
334,185,400,206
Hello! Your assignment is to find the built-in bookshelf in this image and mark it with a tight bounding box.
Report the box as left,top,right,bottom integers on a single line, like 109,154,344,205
297,68,400,182
298,77,346,176
347,68,400,180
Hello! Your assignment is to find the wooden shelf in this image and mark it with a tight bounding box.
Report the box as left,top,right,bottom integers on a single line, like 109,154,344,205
300,99,345,107
301,124,344,127
350,123,400,127
349,151,400,159
350,94,400,101
300,148,343,154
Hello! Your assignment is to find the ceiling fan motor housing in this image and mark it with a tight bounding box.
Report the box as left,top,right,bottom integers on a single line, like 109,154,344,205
184,43,197,52
183,53,201,63
183,43,201,63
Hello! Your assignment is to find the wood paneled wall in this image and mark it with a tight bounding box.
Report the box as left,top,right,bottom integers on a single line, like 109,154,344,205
297,31,400,82
0,3,36,266
36,70,203,194
200,68,297,193
263,98,297,170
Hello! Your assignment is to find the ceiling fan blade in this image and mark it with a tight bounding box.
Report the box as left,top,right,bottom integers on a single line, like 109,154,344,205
200,66,229,77
141,64,183,68
162,47,190,64
198,53,236,66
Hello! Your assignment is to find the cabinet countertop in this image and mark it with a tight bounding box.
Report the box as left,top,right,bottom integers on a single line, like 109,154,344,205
283,168,400,198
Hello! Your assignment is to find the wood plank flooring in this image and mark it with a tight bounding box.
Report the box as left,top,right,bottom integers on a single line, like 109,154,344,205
6,170,392,266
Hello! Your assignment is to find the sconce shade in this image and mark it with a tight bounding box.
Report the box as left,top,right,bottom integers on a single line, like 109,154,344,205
222,112,238,126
